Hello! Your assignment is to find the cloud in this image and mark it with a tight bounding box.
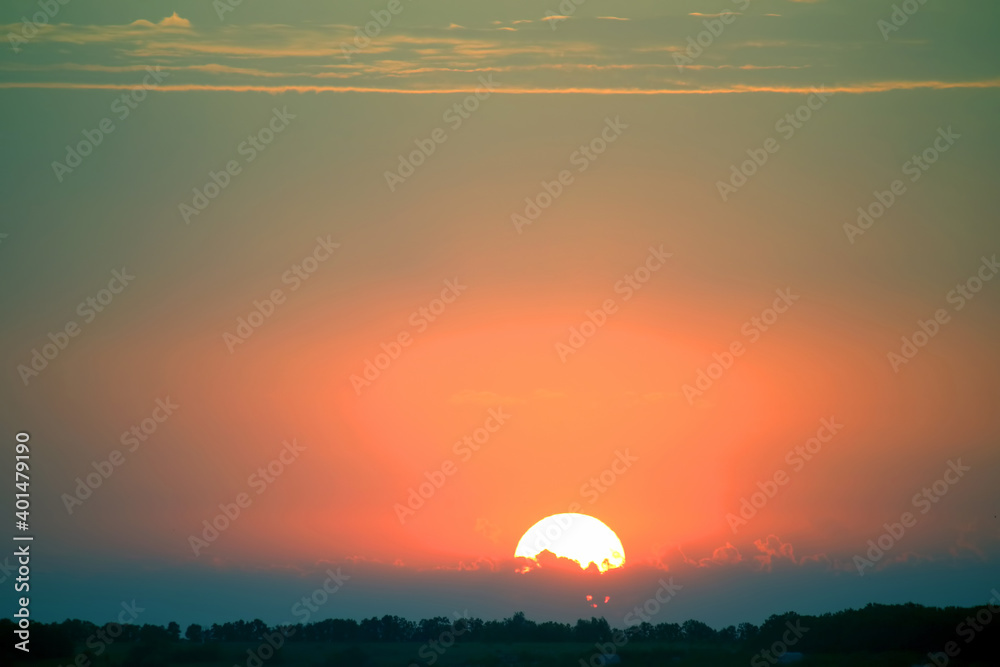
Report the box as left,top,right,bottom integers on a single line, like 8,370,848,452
752,535,798,571
130,12,191,29
522,550,604,574
159,12,192,28
4,80,1000,96
3,4,997,95
662,536,833,573
947,523,992,561
702,542,744,566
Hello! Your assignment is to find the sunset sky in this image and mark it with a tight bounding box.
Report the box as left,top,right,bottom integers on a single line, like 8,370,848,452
1,0,998,630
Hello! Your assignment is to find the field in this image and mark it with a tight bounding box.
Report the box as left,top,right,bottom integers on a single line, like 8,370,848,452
11,640,982,667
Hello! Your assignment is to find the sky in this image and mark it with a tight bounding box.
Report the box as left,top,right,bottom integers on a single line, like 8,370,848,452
1,0,999,630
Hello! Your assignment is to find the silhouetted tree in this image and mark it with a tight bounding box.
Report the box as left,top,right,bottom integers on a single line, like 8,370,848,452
625,621,654,642
718,625,738,643
573,617,612,643
379,614,415,641
736,621,759,642
9,601,996,664
416,616,452,641
139,623,170,643
682,619,716,642
653,621,682,641
185,623,202,642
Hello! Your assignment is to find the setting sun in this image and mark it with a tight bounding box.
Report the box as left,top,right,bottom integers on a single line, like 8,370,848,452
514,513,626,573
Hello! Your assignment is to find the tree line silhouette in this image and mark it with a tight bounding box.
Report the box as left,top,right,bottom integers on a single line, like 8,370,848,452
4,602,998,663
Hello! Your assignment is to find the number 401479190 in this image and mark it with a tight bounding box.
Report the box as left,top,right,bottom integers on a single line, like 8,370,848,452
15,432,30,525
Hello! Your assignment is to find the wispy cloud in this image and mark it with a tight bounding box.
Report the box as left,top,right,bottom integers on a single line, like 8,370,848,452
130,12,192,29
3,79,998,95
2,6,997,95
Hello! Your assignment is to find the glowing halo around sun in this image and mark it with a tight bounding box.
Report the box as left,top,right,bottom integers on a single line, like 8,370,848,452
514,513,625,573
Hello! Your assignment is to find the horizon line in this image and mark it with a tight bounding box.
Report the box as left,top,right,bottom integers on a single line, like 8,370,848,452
2,79,1000,95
